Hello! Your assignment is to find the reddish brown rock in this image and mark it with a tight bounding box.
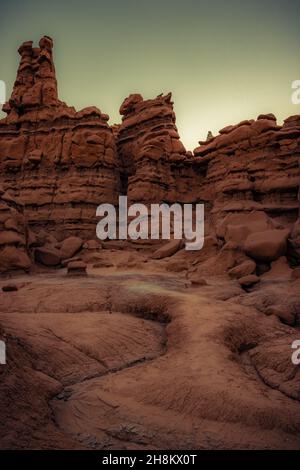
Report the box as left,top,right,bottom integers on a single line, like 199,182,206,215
292,267,300,280
0,35,299,280
151,239,183,259
261,257,292,281
117,93,200,204
2,284,18,292
188,274,208,286
67,260,87,276
60,236,83,260
265,306,296,326
244,229,290,262
238,274,260,287
228,260,256,279
193,114,300,263
82,239,102,250
0,37,119,241
0,186,31,273
35,246,61,266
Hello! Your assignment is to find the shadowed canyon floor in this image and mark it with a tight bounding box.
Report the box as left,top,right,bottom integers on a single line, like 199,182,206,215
1,256,300,450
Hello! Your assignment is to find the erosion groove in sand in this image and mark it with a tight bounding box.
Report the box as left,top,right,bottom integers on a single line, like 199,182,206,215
1,270,300,450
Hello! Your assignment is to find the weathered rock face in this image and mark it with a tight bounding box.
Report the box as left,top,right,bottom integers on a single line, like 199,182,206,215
0,186,31,273
193,115,300,225
193,115,300,267
116,93,202,203
0,37,119,241
0,35,299,276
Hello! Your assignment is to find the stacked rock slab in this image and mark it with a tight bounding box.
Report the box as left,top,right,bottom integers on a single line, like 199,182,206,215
0,37,119,240
0,35,299,272
0,186,31,273
116,93,203,204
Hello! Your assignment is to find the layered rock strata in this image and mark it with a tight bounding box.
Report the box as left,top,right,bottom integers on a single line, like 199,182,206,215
116,93,203,204
0,185,31,273
0,36,119,240
0,36,299,274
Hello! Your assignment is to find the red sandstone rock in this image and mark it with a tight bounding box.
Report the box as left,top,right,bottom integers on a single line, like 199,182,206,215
0,246,31,272
244,229,290,262
92,259,114,268
2,284,18,292
290,219,300,261
82,239,102,250
216,212,274,246
117,92,195,204
0,35,299,280
238,274,260,287
188,275,208,286
1,34,300,454
261,257,292,281
67,260,87,276
151,239,183,259
292,267,300,280
0,37,119,240
0,187,31,273
35,247,61,266
60,236,83,260
228,260,256,279
265,305,296,326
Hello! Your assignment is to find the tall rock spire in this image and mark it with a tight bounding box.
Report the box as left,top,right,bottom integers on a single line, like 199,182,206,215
3,36,59,117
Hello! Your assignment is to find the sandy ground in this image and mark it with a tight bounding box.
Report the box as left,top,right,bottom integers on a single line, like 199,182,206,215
0,254,300,450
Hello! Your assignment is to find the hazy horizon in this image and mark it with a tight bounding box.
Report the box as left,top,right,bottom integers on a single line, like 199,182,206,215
1,0,300,150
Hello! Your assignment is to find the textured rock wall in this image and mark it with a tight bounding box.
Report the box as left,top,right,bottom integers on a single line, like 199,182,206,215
193,115,300,235
0,37,119,240
116,93,203,204
0,35,299,270
194,114,299,219
0,186,31,273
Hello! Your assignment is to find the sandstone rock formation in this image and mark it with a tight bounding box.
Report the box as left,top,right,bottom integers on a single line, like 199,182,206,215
0,35,299,281
193,115,300,229
0,36,300,450
0,37,119,242
193,115,300,275
116,93,201,203
0,185,31,273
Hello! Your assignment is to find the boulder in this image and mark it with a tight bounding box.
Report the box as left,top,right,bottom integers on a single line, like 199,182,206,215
60,236,83,260
216,211,274,244
244,229,289,262
152,239,183,260
67,260,87,276
61,256,82,267
0,37,119,240
189,275,208,286
238,275,260,287
228,260,256,279
4,218,19,231
261,257,292,281
165,259,188,273
0,246,31,273
35,247,61,266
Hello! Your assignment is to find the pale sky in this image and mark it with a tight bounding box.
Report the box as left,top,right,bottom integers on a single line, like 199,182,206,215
1,0,300,150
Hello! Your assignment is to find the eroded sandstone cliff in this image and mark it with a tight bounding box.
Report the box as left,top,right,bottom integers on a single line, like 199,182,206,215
0,36,119,243
0,36,299,277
